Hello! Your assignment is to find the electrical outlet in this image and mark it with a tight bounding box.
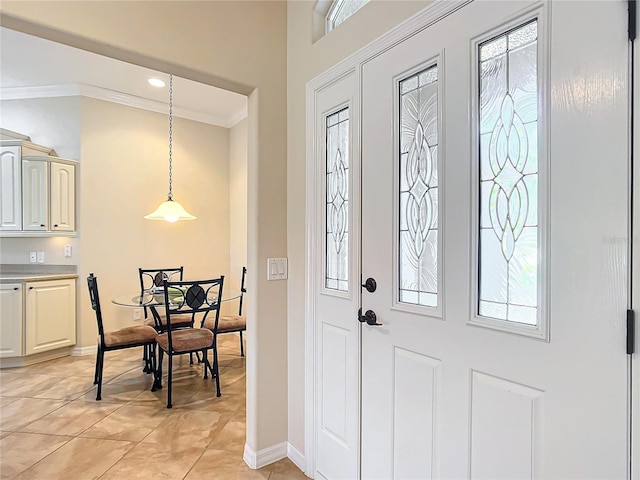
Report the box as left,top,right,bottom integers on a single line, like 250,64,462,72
133,308,142,320
64,245,72,257
37,251,45,263
29,251,37,263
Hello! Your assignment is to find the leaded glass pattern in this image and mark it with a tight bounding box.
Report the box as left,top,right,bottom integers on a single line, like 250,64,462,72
478,20,538,325
326,108,349,291
327,0,371,32
399,65,439,307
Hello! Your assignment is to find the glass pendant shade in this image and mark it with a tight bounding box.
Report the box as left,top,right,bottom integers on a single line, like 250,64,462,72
145,74,196,222
144,198,196,222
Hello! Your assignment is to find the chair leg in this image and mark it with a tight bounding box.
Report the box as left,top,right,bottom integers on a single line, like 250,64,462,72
167,354,173,409
203,349,209,379
143,344,153,374
153,348,163,392
96,346,105,401
239,331,245,357
213,338,221,397
93,346,100,384
149,343,157,381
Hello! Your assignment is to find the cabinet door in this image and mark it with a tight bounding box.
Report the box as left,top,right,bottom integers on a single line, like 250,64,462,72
50,162,75,232
22,159,49,231
0,146,22,231
25,278,76,355
0,283,23,358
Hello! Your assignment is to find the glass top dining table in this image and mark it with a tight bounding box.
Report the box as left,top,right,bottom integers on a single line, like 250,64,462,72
112,288,241,308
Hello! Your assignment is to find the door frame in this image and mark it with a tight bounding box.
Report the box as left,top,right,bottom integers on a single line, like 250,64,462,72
304,1,474,477
632,1,639,476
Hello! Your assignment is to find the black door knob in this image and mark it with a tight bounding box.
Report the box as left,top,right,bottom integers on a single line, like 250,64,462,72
358,308,382,326
361,277,377,293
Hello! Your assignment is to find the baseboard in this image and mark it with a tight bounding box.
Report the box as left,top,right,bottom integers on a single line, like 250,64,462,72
0,346,72,368
71,344,97,356
243,441,287,469
287,442,306,473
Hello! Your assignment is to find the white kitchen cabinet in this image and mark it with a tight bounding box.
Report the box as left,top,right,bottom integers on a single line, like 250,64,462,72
0,283,23,358
0,137,76,236
22,158,49,231
24,278,76,355
50,160,75,232
0,146,22,231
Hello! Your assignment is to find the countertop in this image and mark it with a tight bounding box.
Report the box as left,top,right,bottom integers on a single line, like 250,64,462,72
0,264,78,283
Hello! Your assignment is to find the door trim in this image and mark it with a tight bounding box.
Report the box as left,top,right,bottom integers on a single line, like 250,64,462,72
305,1,475,477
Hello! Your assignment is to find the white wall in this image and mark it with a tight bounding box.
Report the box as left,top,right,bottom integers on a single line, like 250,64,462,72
285,0,433,455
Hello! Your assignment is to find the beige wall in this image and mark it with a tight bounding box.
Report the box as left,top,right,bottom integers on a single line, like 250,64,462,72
80,97,230,344
0,0,287,455
285,0,432,455
230,118,248,294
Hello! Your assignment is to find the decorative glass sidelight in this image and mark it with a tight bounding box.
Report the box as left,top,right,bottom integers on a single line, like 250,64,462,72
478,20,538,325
325,108,349,291
399,65,439,307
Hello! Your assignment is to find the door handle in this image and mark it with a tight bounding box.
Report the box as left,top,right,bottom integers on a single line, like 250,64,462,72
361,277,377,293
358,308,382,326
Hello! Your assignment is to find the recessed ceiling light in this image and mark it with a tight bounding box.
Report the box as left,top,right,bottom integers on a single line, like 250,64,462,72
148,78,166,88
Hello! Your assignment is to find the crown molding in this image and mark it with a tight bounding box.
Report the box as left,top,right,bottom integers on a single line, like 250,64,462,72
0,83,247,128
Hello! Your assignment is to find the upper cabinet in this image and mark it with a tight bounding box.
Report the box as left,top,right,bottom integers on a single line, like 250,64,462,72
0,129,77,237
23,158,49,231
0,145,23,230
50,160,75,232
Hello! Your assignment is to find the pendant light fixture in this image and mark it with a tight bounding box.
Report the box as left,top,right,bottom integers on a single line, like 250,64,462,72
145,74,196,222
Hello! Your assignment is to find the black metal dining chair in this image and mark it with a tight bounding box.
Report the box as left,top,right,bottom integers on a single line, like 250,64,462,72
202,266,247,356
152,276,224,408
138,267,196,363
87,273,158,401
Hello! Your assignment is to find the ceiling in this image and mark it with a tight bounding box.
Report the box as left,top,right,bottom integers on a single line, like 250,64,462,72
0,27,248,128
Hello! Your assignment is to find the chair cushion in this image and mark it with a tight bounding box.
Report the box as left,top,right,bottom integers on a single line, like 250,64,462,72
104,325,157,348
145,313,192,330
156,328,214,353
203,315,246,332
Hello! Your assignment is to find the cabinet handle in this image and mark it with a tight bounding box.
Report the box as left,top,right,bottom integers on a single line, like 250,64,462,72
53,224,58,228
13,287,18,291
29,286,34,290
40,224,45,227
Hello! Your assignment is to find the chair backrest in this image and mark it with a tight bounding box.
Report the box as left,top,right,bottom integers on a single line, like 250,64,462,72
138,267,184,318
87,273,105,343
238,266,247,316
162,276,225,344
139,266,184,292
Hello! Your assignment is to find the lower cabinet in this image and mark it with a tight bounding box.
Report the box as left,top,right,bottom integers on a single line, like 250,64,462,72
0,278,76,360
25,278,76,355
0,283,23,358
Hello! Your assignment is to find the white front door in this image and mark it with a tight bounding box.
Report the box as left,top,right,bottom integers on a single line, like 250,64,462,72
360,1,629,478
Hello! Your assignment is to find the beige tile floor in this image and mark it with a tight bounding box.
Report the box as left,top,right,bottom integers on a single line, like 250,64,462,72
0,335,307,480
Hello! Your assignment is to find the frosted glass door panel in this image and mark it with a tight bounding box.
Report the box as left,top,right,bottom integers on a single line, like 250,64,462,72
399,65,439,308
326,108,350,291
478,20,539,326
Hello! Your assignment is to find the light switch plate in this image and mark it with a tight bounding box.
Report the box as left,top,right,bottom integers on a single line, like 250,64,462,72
267,258,288,280
64,245,72,257
29,251,37,263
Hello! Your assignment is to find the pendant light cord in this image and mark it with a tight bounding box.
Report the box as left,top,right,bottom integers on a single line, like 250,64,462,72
168,74,173,200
